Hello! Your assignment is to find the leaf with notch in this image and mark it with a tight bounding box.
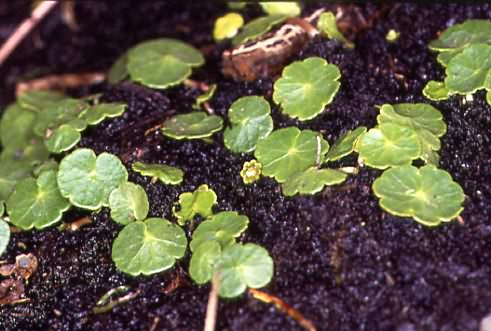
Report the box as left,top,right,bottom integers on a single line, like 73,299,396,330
173,184,217,226
189,241,221,284
109,182,149,225
80,103,127,125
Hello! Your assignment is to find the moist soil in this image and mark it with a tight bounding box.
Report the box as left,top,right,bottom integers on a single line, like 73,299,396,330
1,2,491,331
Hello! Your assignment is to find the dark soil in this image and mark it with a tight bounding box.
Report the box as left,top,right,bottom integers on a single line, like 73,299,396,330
1,2,491,331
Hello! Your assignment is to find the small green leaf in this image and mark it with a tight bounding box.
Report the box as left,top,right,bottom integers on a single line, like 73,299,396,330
33,98,88,137
0,103,36,148
17,90,66,112
437,50,459,68
259,2,301,16
273,57,341,121
429,19,491,52
224,96,273,153
162,112,223,140
109,182,149,225
445,43,491,94
0,219,9,256
372,165,465,226
214,13,244,41
356,123,421,169
112,218,187,276
108,52,129,84
423,81,451,101
240,159,262,184
193,84,217,110
127,38,204,89
189,241,221,284
131,162,184,185
45,124,81,154
173,184,217,226
232,15,287,46
254,127,329,183
282,167,347,196
216,243,274,298
0,160,34,201
317,12,354,48
81,103,127,125
325,126,367,162
7,170,70,230
57,149,128,210
190,211,249,252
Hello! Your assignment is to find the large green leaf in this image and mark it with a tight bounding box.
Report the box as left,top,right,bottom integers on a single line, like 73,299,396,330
162,112,223,140
429,19,491,52
109,182,149,225
282,167,347,196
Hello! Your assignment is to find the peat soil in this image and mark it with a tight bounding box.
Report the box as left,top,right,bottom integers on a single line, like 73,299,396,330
1,2,491,331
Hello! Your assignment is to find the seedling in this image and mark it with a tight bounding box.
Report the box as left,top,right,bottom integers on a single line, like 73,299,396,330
273,57,341,121
422,81,450,101
325,126,367,162
131,162,184,185
232,14,287,46
44,124,81,153
111,217,187,276
57,148,128,210
108,182,149,225
17,90,66,112
373,165,465,226
282,167,347,196
223,96,273,153
127,38,205,89
7,170,70,230
173,184,217,226
254,127,329,183
80,103,127,125
162,112,223,140
259,2,301,16
213,13,244,41
240,160,262,184
317,12,354,48
0,219,9,256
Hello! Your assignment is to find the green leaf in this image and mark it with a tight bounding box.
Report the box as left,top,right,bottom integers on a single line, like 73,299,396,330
423,81,451,101
224,96,273,153
437,50,460,68
80,103,127,125
193,84,217,110
0,103,36,148
1,140,49,165
372,165,465,226
33,159,58,177
131,162,184,185
325,126,367,162
216,243,274,298
445,43,491,94
127,38,204,89
173,184,217,226
254,127,329,183
33,98,88,137
273,57,341,121
57,149,128,210
112,218,187,276
213,13,244,41
108,51,129,84
0,219,9,256
356,123,421,169
44,124,81,154
232,15,287,46
282,167,347,196
190,211,249,252
189,241,221,284
162,112,223,140
317,12,354,48
0,201,4,216
487,91,491,108
7,170,70,230
0,161,34,201
109,182,149,225
429,19,491,52
259,2,301,16
17,90,66,112
240,159,262,184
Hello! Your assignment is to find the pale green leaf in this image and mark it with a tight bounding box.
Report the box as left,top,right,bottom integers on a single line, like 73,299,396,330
317,12,354,48
109,182,149,225
17,90,66,112
423,81,451,101
0,103,36,148
162,112,223,140
0,219,9,256
0,161,34,201
325,126,367,162
33,98,88,137
259,2,301,16
429,19,491,52
173,184,217,226
193,84,217,110
282,167,347,196
232,14,287,46
214,13,244,41
189,241,221,284
45,124,81,154
131,162,184,185
81,103,127,125
108,52,129,84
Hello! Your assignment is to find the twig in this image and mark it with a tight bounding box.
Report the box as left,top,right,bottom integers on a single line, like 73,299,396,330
0,1,58,66
149,317,160,331
203,272,220,331
60,216,93,232
16,72,106,96
93,288,140,314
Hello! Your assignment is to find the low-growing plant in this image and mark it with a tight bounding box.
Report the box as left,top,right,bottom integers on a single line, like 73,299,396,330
173,184,217,226
108,182,149,225
273,57,341,121
240,159,262,184
131,161,184,185
317,12,354,48
161,112,223,140
213,13,244,41
232,14,287,46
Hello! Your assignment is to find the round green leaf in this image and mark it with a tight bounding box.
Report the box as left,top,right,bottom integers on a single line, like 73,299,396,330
356,123,421,169
162,112,223,140
81,103,127,125
429,19,491,52
109,182,149,225
190,211,249,252
373,165,465,226
18,90,66,112
0,160,34,201
7,170,70,230
216,243,274,298
273,57,341,121
112,218,187,276
423,81,451,101
173,184,217,226
108,52,129,84
189,241,222,284
45,124,81,154
259,2,301,16
213,13,244,41
33,98,88,137
57,149,128,210
232,14,287,46
0,219,9,256
224,96,273,153
282,167,347,196
127,38,204,89
254,127,329,183
132,162,184,185
436,50,460,68
445,43,491,94
325,126,367,162
0,103,36,148
317,12,353,48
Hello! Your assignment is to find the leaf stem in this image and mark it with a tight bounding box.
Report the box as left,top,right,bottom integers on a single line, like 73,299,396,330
203,272,220,331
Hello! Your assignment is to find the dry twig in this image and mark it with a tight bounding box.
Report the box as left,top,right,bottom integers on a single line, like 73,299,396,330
16,72,105,96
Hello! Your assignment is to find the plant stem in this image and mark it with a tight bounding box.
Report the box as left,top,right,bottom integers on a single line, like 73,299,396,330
203,272,220,331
